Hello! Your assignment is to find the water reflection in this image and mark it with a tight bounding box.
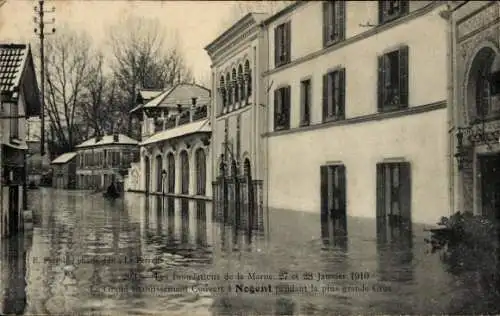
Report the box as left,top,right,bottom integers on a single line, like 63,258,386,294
0,189,483,315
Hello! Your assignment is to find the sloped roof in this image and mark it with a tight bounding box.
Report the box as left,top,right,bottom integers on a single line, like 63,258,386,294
0,43,29,93
76,134,138,149
131,83,210,114
139,89,163,101
0,43,41,116
140,119,211,146
51,152,77,164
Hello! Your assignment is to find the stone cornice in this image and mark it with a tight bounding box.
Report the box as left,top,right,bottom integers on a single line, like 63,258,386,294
205,14,256,57
210,25,261,67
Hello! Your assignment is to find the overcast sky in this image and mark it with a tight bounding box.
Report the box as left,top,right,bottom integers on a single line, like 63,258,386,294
0,0,242,85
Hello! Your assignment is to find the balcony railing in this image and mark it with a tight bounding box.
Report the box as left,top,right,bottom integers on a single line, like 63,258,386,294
193,104,208,121
178,110,190,125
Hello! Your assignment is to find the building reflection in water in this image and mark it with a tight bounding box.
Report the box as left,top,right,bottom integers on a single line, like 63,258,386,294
376,216,414,283
1,232,31,315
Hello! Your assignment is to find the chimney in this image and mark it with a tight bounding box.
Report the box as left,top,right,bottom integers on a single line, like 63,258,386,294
190,97,197,122
113,133,119,143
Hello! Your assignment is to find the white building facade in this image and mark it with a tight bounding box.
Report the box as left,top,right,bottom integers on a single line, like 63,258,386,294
262,0,453,237
205,13,269,227
136,84,212,200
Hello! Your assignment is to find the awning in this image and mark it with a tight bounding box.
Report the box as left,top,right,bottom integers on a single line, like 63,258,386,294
140,119,211,146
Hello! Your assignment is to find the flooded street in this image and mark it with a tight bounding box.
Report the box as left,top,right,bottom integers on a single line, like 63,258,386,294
0,188,487,315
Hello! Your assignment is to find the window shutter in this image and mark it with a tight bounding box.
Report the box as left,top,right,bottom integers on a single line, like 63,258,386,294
322,1,329,46
274,26,280,67
338,1,346,40
338,68,346,118
320,165,329,240
274,89,280,130
398,162,412,224
378,1,384,24
337,165,346,215
285,86,291,128
300,81,306,122
376,163,385,220
377,55,386,112
399,45,409,108
322,74,328,121
286,21,291,63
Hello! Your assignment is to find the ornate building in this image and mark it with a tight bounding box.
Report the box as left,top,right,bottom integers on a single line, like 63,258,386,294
205,13,269,229
135,83,212,201
451,1,500,219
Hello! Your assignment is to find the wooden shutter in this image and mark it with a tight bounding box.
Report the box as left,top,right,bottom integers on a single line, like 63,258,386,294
300,81,306,123
378,1,385,24
376,163,386,219
338,68,346,118
399,45,409,108
285,22,291,63
285,86,291,128
322,74,328,121
320,165,329,240
322,1,329,46
377,55,386,112
274,89,279,130
398,162,412,223
274,26,280,67
338,1,346,40
337,165,346,216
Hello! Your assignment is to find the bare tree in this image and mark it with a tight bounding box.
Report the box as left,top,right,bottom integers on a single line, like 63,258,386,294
108,15,193,135
42,27,94,154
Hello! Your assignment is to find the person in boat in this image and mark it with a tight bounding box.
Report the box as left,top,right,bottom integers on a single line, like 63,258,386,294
106,180,119,198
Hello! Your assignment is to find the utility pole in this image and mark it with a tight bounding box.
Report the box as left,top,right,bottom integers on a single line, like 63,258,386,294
34,0,56,157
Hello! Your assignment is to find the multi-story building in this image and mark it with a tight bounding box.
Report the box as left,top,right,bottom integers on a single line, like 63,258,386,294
0,43,41,238
205,13,269,227
134,83,212,200
261,1,453,239
75,133,139,191
451,1,500,220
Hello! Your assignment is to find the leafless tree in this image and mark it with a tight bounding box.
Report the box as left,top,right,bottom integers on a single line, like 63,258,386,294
108,15,193,135
42,27,94,154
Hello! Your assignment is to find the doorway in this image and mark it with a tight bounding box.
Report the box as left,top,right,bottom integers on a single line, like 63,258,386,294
320,164,347,246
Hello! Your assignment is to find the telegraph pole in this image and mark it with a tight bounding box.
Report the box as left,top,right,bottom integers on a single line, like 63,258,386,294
34,0,55,157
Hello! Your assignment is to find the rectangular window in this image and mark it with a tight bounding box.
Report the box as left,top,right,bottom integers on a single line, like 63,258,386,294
323,1,346,47
323,68,345,121
274,21,291,68
379,0,409,24
300,79,311,126
376,162,411,232
378,46,409,112
320,164,347,239
274,86,291,131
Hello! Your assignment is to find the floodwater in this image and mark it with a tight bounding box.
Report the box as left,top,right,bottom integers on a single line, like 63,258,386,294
0,188,493,315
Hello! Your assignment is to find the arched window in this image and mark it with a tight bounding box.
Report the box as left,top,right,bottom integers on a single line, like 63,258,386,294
155,155,163,192
167,153,175,193
226,73,232,105
232,68,238,103
238,64,244,101
144,156,151,193
219,76,226,108
467,47,500,119
195,148,206,195
219,155,226,178
244,158,251,180
180,150,189,194
245,60,252,98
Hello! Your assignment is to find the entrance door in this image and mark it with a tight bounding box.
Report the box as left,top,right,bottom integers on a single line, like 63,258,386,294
480,154,500,221
8,186,19,236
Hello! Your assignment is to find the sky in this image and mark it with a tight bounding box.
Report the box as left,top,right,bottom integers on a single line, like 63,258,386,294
0,0,243,86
